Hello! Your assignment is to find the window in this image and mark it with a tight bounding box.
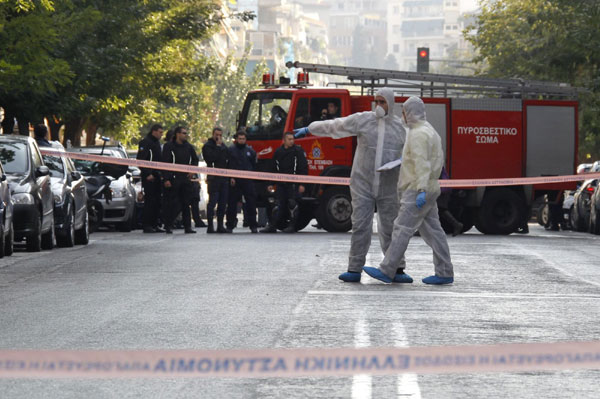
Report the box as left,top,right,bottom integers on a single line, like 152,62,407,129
0,143,28,174
242,92,293,140
393,6,400,14
393,44,399,53
42,155,65,178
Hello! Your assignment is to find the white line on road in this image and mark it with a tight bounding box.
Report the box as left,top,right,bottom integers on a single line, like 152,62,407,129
307,290,600,300
394,322,422,398
352,313,372,399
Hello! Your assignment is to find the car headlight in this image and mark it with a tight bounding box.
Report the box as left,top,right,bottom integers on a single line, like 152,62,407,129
12,193,35,205
110,188,128,198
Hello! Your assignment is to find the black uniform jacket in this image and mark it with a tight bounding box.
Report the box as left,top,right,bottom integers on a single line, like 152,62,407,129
162,141,199,182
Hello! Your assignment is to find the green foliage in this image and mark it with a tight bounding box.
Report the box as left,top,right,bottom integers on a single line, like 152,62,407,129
466,0,600,161
0,0,258,148
207,51,267,138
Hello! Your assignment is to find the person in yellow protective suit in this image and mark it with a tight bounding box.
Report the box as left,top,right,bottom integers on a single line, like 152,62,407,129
363,96,454,285
296,87,408,283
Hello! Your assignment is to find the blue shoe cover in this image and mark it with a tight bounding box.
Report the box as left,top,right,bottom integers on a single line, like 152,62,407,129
393,273,413,283
422,275,454,285
339,271,361,282
363,267,393,284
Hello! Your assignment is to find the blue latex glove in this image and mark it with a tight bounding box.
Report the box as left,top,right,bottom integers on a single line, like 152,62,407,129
416,191,426,209
294,127,309,138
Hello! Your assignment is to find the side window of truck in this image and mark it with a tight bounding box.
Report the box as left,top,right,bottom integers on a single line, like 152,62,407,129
310,98,342,122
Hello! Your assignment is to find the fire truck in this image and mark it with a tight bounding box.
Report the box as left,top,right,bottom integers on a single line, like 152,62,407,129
236,61,580,235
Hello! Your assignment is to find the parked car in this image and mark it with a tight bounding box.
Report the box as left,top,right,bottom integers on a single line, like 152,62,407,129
588,179,600,235
0,162,14,257
0,135,54,251
570,179,597,232
577,163,593,174
71,146,136,231
43,142,89,246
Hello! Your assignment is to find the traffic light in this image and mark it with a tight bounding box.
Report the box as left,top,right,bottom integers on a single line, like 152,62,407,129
417,47,430,73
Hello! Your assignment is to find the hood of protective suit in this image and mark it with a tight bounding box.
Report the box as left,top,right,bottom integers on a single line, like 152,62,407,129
375,87,396,118
403,96,426,127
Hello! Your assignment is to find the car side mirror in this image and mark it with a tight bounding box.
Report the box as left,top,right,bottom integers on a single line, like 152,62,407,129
36,165,50,177
126,172,132,179
71,171,82,180
0,174,5,182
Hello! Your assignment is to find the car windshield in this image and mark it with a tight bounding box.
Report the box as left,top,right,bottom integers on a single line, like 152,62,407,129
241,92,292,140
0,142,28,174
43,155,65,178
72,159,100,176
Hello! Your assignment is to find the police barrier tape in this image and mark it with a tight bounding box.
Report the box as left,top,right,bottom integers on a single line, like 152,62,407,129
40,149,600,188
0,341,599,378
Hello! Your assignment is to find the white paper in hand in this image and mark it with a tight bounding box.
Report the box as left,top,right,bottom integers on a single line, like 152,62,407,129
377,158,402,172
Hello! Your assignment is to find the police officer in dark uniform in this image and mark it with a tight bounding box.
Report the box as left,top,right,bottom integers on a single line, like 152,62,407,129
161,126,199,234
261,131,308,233
226,129,258,233
33,124,52,147
137,124,164,233
202,127,230,234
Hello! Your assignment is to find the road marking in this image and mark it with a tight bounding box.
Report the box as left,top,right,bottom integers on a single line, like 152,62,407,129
307,290,600,300
394,322,421,398
352,313,372,399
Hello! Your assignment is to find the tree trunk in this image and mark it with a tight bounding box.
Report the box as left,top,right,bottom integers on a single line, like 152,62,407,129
47,117,64,141
1,108,15,135
85,123,98,146
63,118,83,147
16,117,30,136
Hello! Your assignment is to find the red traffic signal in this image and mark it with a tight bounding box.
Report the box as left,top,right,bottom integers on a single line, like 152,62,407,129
417,47,430,72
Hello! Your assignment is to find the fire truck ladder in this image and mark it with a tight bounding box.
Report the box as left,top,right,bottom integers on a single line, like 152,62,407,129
286,61,581,99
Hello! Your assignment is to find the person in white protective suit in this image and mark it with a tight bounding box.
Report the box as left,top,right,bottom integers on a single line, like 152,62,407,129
363,96,454,285
295,87,410,283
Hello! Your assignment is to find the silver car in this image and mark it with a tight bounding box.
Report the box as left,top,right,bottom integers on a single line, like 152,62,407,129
72,146,137,231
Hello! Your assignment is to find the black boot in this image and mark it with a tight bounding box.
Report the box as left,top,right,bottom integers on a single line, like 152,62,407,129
282,205,298,233
260,224,277,233
207,218,215,234
217,217,231,233
442,210,463,236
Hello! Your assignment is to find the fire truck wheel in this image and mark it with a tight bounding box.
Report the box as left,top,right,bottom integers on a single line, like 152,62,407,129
316,187,352,232
475,188,525,235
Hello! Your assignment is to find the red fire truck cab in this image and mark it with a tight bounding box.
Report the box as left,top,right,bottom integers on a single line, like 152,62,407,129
237,62,579,235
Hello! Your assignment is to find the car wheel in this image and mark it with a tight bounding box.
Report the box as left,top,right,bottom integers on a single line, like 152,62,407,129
4,220,13,256
27,211,42,252
0,220,4,258
590,206,600,235
57,208,75,247
118,209,134,232
74,210,90,245
41,219,55,250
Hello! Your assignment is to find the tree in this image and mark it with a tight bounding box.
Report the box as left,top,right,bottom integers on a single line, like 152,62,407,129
466,0,600,160
0,0,73,134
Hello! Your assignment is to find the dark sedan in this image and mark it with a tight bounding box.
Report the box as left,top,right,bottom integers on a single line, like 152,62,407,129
0,162,14,257
570,178,597,232
0,135,54,251
43,142,89,246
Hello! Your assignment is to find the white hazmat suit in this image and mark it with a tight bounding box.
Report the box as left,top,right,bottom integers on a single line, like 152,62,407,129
375,96,454,282
307,88,406,276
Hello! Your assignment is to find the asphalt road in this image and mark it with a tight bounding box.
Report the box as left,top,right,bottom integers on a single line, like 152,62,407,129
1,223,599,398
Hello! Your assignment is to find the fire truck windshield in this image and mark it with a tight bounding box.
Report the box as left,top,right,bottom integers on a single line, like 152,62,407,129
240,92,292,141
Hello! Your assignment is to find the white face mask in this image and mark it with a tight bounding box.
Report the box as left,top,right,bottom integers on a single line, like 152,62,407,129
375,105,386,118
